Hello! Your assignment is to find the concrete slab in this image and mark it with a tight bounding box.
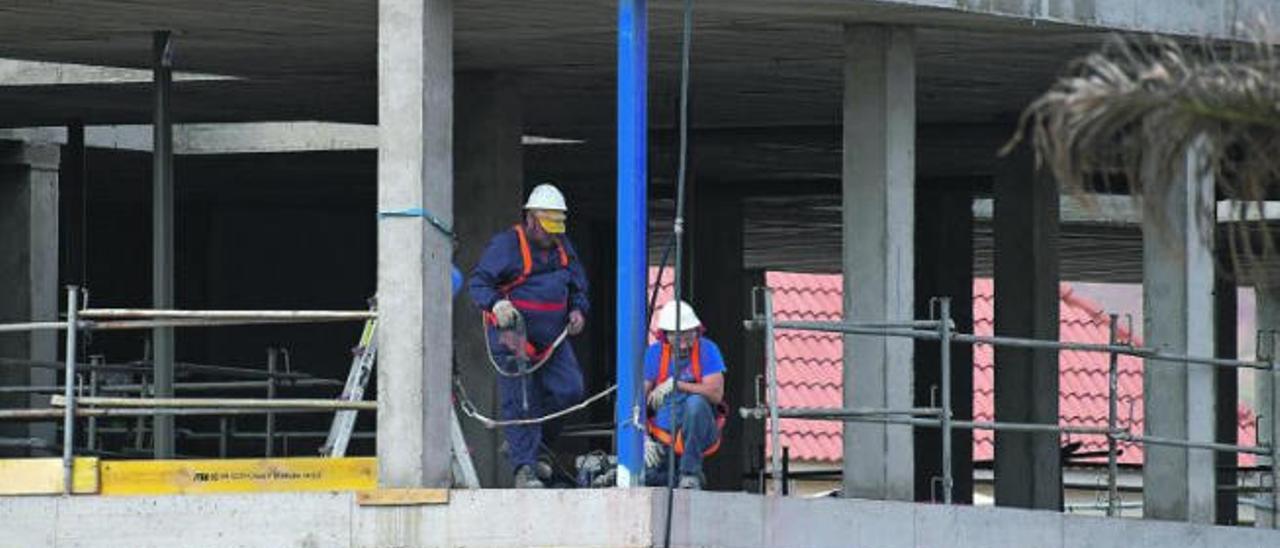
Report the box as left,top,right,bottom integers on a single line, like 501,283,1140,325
915,503,1064,548
53,492,352,548
0,488,1276,547
448,489,651,547
764,497,916,548
665,490,766,548
1,495,57,548
1060,514,1144,548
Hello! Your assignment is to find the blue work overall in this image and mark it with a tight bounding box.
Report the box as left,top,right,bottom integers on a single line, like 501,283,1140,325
469,224,589,470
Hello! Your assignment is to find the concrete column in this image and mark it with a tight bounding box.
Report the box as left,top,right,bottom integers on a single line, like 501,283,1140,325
152,30,176,459
60,121,86,287
993,142,1061,510
1142,140,1216,523
842,24,915,501
1258,285,1280,529
691,186,749,490
0,140,59,456
453,72,522,487
376,0,453,488
915,183,974,504
1213,247,1238,525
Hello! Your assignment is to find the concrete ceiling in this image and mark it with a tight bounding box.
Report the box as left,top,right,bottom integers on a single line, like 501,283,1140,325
0,0,1259,283
0,1,1111,128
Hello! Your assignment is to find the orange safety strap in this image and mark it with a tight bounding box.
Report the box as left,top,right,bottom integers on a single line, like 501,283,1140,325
648,337,724,457
497,224,569,296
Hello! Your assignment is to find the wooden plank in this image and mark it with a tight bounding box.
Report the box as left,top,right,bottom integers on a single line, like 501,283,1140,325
99,457,375,496
0,457,99,495
356,488,449,506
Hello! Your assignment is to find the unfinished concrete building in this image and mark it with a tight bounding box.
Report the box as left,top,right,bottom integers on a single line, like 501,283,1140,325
2,0,1280,546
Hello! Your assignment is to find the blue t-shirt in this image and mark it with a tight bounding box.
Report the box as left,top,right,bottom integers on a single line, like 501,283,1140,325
643,337,726,431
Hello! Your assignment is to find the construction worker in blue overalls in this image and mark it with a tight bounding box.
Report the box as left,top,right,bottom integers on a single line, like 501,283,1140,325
643,300,726,490
468,183,588,488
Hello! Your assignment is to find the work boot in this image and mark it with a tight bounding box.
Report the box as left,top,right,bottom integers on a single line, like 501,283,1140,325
514,465,545,489
677,474,702,490
535,454,555,482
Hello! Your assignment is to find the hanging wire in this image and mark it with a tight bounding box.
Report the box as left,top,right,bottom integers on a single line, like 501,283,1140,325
663,0,695,546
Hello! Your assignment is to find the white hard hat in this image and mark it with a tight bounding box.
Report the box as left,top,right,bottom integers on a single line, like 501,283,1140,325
657,300,701,332
524,183,568,212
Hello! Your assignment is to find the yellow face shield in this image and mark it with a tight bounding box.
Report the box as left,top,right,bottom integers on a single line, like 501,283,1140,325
535,211,567,234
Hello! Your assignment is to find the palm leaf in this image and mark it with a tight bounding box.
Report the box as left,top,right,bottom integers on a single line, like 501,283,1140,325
1009,32,1280,285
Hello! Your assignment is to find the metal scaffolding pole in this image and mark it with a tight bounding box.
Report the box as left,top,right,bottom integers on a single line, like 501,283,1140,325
86,356,102,453
742,297,1278,519
61,286,79,494
78,309,375,320
1107,314,1120,517
763,288,782,495
266,348,277,457
938,297,953,504
151,29,176,459
51,395,376,411
1268,331,1280,528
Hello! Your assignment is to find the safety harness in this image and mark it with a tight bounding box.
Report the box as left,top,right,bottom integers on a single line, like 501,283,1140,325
497,224,569,296
646,337,727,456
485,224,572,367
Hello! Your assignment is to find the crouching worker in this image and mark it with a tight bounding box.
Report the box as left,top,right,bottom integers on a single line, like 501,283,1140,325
643,300,726,490
469,183,589,488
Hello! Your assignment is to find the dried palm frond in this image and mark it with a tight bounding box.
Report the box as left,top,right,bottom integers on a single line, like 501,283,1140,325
1008,30,1280,285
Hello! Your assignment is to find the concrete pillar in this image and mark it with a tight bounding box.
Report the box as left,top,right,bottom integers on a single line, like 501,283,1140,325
1213,247,1238,525
993,142,1061,510
915,183,974,504
1142,140,1216,523
841,24,915,501
60,122,86,287
152,30,176,459
453,72,522,487
376,0,453,488
0,140,59,456
1258,285,1280,529
691,186,750,490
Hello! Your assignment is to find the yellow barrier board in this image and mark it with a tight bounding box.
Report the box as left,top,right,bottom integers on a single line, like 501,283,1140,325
99,456,376,496
357,488,449,506
0,457,100,495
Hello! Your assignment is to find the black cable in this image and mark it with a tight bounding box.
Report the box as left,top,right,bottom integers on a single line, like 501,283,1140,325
663,0,694,546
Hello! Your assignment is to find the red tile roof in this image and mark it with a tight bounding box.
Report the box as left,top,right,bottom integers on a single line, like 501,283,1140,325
649,269,1258,466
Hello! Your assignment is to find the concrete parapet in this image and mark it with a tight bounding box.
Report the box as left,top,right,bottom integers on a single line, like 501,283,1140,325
3,488,1279,547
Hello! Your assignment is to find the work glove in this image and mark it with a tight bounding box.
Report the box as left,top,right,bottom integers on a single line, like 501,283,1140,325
644,436,663,469
647,377,675,409
567,310,586,336
492,299,520,329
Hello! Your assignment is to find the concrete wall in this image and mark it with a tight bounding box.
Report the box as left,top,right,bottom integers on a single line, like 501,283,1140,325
2,489,1278,548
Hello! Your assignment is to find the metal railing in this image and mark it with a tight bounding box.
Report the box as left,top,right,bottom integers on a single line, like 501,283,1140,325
742,287,1279,525
0,286,376,494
